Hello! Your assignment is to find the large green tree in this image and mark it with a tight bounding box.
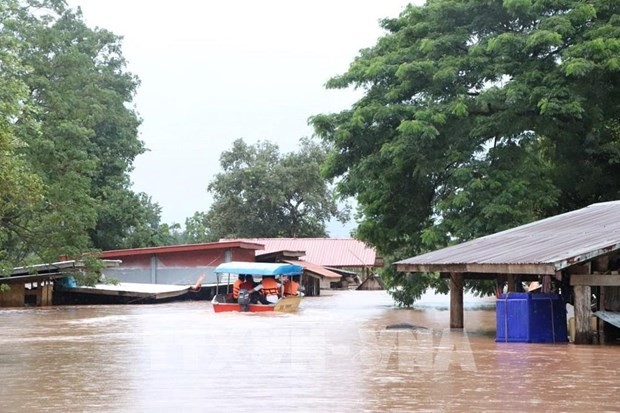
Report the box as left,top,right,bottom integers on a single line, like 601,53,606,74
1,0,170,274
311,0,620,303
187,138,349,241
0,0,44,274
15,2,148,258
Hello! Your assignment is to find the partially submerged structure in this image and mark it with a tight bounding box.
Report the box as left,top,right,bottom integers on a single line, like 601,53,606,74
356,273,385,291
0,238,383,306
99,240,264,285
98,239,366,297
0,260,120,307
395,201,620,344
227,237,383,288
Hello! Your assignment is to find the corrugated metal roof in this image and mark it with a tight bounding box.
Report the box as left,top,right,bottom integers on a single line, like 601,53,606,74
225,238,379,267
100,241,264,258
11,260,120,276
396,201,620,275
1,272,72,284
594,311,620,329
5,260,121,284
282,259,342,279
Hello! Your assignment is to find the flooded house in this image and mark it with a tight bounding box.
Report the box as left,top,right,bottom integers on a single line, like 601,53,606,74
0,238,383,306
99,238,379,297
0,260,120,307
226,237,384,289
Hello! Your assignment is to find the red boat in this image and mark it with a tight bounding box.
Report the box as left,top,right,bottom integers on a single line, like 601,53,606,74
211,262,303,313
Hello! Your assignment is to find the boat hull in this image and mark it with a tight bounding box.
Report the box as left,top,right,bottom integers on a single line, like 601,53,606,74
212,296,301,313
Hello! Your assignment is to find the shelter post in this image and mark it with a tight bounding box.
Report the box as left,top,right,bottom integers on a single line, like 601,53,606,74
506,274,516,292
573,285,591,344
449,272,464,329
594,255,609,344
598,285,605,344
571,263,592,344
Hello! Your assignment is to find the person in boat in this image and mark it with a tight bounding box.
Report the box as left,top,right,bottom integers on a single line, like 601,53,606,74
240,274,256,290
281,275,300,297
231,274,245,302
250,275,282,304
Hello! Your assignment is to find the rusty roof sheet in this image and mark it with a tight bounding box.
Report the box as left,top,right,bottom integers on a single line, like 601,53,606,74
225,238,379,267
396,201,620,275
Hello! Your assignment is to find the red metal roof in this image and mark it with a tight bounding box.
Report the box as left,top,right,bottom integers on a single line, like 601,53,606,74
225,238,379,267
100,241,264,258
282,259,342,279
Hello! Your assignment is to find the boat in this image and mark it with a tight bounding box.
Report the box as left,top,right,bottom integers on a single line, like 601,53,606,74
211,261,303,313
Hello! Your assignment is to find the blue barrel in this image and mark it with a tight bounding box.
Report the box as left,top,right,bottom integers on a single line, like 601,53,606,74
496,293,568,343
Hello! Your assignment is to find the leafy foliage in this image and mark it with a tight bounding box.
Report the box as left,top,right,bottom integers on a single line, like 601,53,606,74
311,0,620,304
0,0,46,274
188,138,349,240
1,1,171,279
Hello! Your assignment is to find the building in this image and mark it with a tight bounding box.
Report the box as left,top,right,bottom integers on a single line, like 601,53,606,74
226,238,383,288
0,260,118,307
228,238,382,270
99,240,264,285
395,201,620,344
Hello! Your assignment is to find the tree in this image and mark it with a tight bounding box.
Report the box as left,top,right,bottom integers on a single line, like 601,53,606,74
310,0,620,303
93,192,181,250
14,2,148,258
0,0,44,276
191,138,349,240
1,1,166,279
184,212,217,243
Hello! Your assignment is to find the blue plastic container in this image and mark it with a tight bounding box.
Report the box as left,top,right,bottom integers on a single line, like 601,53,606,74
56,276,77,289
496,293,568,343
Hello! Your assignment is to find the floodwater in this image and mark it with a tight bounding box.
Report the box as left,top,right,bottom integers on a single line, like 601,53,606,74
1,290,618,413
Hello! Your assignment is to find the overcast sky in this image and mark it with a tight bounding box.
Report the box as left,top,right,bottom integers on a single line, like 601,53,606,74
68,0,415,237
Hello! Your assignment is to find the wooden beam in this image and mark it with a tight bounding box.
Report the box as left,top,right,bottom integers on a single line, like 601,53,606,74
506,274,516,292
599,286,606,344
438,272,538,281
573,285,591,344
396,263,556,275
570,274,620,286
593,255,610,273
449,272,464,329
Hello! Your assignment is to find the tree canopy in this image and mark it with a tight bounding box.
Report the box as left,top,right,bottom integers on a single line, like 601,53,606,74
311,0,620,303
185,138,349,242
0,0,172,275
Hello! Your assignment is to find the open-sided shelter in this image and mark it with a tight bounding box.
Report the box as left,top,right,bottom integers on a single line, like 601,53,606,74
395,201,620,344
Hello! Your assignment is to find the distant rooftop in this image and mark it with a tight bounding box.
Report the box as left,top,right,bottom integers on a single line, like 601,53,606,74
224,238,381,268
100,240,264,258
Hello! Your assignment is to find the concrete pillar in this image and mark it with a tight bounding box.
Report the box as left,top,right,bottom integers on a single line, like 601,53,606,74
150,255,158,284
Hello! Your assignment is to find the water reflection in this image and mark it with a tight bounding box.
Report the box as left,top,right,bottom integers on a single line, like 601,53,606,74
0,291,618,412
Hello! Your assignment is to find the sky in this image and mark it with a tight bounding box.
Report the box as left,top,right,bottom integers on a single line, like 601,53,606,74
68,0,415,237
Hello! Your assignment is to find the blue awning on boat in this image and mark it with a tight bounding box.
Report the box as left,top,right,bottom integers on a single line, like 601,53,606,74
214,261,303,276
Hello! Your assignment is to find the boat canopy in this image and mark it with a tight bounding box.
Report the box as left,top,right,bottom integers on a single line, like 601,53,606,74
214,261,303,276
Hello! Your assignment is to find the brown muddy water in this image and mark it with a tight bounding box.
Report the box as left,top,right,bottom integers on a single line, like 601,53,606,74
1,290,618,413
